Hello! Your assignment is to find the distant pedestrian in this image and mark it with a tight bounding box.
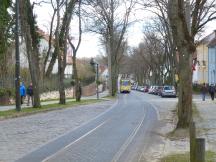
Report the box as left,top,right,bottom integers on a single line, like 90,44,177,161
27,83,34,106
20,82,26,104
209,84,215,101
201,83,208,101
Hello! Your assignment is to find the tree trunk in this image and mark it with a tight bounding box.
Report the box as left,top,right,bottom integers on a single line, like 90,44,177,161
108,48,113,96
56,0,66,104
19,0,41,108
168,0,196,127
111,62,118,96
43,9,56,76
58,51,66,104
177,49,193,128
72,51,81,101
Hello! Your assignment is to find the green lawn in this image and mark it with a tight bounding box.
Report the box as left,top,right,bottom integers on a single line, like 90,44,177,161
102,95,117,100
160,151,216,162
0,99,103,119
40,97,75,102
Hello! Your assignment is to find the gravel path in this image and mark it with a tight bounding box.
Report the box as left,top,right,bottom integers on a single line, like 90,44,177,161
0,101,114,162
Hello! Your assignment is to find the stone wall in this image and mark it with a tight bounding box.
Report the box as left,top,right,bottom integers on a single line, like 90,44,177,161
82,83,96,96
40,83,97,100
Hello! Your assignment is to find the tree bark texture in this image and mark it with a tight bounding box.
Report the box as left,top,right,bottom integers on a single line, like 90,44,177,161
72,52,81,101
107,39,118,96
19,0,41,108
56,0,66,104
168,0,195,128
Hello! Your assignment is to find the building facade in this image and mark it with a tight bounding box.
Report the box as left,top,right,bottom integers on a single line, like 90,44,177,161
208,37,216,84
193,30,216,84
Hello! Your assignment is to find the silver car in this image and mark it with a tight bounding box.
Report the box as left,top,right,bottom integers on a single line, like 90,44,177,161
161,86,176,97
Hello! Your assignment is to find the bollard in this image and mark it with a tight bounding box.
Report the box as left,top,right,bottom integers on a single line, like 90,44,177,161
190,122,196,162
195,138,205,162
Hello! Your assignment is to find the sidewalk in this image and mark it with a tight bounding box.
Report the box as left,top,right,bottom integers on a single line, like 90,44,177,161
194,97,216,152
140,94,216,161
0,91,109,112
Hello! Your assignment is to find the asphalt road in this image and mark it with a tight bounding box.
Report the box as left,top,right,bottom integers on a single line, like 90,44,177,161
16,91,159,162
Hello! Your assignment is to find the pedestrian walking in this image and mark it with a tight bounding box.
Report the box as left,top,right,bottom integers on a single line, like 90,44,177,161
20,82,26,104
201,83,208,101
27,83,34,106
209,84,215,101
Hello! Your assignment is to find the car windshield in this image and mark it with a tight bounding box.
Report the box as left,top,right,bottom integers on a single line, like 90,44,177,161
121,80,130,86
164,86,173,90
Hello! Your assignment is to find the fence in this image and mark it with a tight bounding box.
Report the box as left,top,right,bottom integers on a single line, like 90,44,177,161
0,75,72,93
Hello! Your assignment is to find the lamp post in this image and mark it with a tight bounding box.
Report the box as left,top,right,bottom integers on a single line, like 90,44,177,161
90,58,99,99
15,0,21,111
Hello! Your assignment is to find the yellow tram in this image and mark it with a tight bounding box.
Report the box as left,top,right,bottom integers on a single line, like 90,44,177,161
120,79,131,93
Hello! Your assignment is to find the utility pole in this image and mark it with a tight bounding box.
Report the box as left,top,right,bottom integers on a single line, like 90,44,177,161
15,0,21,111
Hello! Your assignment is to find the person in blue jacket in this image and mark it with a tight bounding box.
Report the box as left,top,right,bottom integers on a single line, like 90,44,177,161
20,82,26,104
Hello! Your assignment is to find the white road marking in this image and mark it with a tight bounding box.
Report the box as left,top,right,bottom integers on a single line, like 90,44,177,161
29,99,119,158
42,120,107,162
146,102,161,120
111,107,146,162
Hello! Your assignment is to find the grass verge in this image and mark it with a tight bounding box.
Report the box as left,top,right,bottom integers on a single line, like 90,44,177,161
40,97,75,102
160,151,216,162
0,99,103,120
102,95,117,100
167,102,202,139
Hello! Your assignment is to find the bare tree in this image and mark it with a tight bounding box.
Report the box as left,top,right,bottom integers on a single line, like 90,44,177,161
127,31,166,85
19,0,41,107
168,0,216,128
43,4,57,76
68,0,82,102
50,0,77,104
84,0,135,96
45,0,77,78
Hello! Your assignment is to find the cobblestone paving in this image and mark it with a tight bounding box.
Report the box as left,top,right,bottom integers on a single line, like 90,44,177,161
0,101,114,162
194,98,216,152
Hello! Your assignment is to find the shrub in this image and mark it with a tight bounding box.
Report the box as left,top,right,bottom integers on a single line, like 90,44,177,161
193,83,201,94
0,88,14,97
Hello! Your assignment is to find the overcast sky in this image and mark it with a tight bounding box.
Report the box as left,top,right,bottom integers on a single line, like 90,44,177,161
32,0,216,58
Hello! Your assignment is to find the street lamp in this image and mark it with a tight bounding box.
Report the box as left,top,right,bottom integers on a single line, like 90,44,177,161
15,0,21,111
90,58,99,99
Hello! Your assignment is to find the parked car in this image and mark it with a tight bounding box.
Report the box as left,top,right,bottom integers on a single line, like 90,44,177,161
148,86,155,94
152,86,159,95
155,86,163,95
143,86,149,92
136,86,142,91
131,86,136,90
161,85,176,97
140,86,145,92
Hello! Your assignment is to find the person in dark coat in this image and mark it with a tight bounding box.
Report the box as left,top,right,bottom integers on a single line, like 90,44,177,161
20,82,26,104
27,83,34,106
209,84,216,101
201,83,208,101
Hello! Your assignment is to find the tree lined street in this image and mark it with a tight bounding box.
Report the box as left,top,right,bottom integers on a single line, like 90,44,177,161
16,92,159,162
1,0,216,161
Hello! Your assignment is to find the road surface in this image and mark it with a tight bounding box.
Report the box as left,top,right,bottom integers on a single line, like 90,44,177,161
16,91,159,162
